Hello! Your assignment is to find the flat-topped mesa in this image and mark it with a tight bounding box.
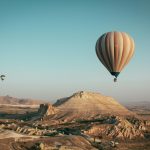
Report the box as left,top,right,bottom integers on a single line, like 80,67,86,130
38,103,56,117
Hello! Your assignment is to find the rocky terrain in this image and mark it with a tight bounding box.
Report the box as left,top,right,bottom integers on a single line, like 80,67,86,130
0,91,150,150
125,101,150,120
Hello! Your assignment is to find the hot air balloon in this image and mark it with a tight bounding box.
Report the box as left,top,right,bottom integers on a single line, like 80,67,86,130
96,31,135,82
0,75,5,81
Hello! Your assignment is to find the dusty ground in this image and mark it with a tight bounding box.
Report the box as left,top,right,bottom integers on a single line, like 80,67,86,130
0,135,96,150
0,134,150,150
125,101,150,120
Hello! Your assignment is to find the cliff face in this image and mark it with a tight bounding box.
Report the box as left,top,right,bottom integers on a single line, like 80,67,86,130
38,104,56,117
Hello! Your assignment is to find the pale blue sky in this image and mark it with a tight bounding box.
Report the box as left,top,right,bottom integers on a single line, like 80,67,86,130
0,0,150,103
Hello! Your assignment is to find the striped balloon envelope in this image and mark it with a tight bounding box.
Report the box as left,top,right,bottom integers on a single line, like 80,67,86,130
96,31,135,82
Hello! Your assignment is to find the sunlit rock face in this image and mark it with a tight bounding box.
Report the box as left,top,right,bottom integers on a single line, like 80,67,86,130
38,104,56,117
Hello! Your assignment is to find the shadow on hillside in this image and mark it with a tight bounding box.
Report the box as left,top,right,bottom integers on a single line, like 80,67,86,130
0,111,38,121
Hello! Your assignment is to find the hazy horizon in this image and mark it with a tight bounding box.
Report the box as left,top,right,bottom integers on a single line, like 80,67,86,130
1,91,150,105
0,0,150,103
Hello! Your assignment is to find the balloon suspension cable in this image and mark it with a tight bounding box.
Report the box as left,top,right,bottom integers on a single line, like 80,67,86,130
114,77,117,82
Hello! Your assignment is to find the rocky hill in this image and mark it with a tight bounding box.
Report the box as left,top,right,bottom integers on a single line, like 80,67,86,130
52,91,133,121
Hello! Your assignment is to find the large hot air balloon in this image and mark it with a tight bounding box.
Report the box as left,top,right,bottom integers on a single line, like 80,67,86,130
96,31,135,82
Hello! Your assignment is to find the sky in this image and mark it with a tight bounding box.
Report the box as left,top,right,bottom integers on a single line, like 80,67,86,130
0,0,150,103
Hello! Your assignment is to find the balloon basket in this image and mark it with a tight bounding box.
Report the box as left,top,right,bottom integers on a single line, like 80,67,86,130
114,78,117,82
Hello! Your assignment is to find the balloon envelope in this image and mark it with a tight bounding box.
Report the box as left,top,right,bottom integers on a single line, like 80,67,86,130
96,31,135,78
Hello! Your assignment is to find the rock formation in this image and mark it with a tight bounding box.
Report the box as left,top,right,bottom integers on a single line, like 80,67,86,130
53,91,133,121
38,103,57,117
84,116,144,139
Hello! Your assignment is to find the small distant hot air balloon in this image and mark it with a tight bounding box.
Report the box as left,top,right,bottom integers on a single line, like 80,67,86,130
96,31,135,82
0,75,5,81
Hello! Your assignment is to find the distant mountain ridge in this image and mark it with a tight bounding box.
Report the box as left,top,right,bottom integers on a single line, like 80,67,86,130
0,95,46,105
